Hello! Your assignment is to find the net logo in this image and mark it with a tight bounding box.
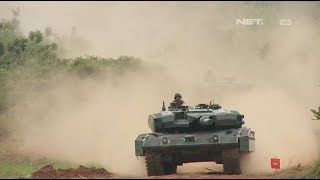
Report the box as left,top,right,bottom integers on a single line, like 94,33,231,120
236,19,264,25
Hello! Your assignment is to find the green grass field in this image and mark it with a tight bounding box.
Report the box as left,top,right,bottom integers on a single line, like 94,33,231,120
0,154,105,178
0,157,100,178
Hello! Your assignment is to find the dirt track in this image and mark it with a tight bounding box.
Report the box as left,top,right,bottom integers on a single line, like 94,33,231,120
117,173,274,179
31,164,275,179
31,164,112,179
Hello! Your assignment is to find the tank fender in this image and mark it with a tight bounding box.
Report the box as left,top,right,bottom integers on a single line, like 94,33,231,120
239,127,255,152
135,133,151,156
135,133,164,156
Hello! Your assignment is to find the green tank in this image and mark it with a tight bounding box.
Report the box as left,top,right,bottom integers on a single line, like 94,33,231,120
135,100,255,176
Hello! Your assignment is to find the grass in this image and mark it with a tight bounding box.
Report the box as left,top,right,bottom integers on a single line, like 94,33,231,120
50,160,104,170
0,154,105,178
0,161,39,178
83,161,104,169
51,160,81,170
299,160,320,179
0,132,105,178
277,159,320,179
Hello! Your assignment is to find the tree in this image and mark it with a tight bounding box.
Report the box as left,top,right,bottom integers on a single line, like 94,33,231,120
7,38,28,54
0,42,4,57
45,27,52,37
29,30,43,43
12,7,20,17
311,106,320,120
50,43,57,51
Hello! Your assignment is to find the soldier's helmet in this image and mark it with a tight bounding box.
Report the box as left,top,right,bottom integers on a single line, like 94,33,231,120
174,93,182,99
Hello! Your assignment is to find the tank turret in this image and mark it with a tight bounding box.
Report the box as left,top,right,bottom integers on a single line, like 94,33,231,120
148,101,244,133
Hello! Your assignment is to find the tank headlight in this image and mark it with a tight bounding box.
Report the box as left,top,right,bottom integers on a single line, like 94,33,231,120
212,135,219,142
161,137,168,144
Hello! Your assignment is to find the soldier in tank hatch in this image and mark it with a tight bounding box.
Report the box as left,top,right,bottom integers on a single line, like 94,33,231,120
173,93,185,106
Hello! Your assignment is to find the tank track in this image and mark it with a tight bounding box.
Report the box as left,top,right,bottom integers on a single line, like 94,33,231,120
222,146,241,175
164,163,177,175
145,150,177,176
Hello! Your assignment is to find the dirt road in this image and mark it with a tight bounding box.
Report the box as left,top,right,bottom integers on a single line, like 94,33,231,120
31,163,276,179
116,173,274,179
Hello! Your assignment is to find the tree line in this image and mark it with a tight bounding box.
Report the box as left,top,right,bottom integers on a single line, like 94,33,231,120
0,8,141,117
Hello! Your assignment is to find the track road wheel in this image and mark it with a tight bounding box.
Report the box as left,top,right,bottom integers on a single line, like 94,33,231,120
145,151,165,176
222,146,241,175
164,163,177,175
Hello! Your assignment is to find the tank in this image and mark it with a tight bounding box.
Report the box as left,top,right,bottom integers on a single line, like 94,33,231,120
135,100,255,176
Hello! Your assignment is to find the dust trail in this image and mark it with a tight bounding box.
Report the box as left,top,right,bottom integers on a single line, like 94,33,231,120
1,1,320,176
222,88,318,173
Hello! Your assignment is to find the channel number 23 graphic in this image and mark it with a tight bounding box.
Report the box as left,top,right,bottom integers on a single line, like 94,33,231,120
280,19,291,26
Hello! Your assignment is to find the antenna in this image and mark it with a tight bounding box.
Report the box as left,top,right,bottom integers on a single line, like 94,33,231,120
162,101,166,111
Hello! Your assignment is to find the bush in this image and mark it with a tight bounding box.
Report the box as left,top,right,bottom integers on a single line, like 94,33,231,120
28,30,43,44
299,160,320,179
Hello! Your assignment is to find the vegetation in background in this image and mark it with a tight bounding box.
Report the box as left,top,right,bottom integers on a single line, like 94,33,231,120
311,106,320,120
0,8,141,127
0,7,141,178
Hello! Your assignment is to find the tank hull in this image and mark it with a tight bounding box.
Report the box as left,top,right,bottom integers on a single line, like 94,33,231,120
135,127,255,163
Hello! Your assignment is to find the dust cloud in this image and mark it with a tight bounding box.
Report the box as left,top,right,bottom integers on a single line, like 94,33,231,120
1,1,320,176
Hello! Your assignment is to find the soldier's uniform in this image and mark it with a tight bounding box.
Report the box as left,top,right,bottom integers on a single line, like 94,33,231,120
173,93,185,106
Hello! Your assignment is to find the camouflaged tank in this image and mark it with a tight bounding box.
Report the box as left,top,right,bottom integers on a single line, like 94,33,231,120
135,101,255,176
